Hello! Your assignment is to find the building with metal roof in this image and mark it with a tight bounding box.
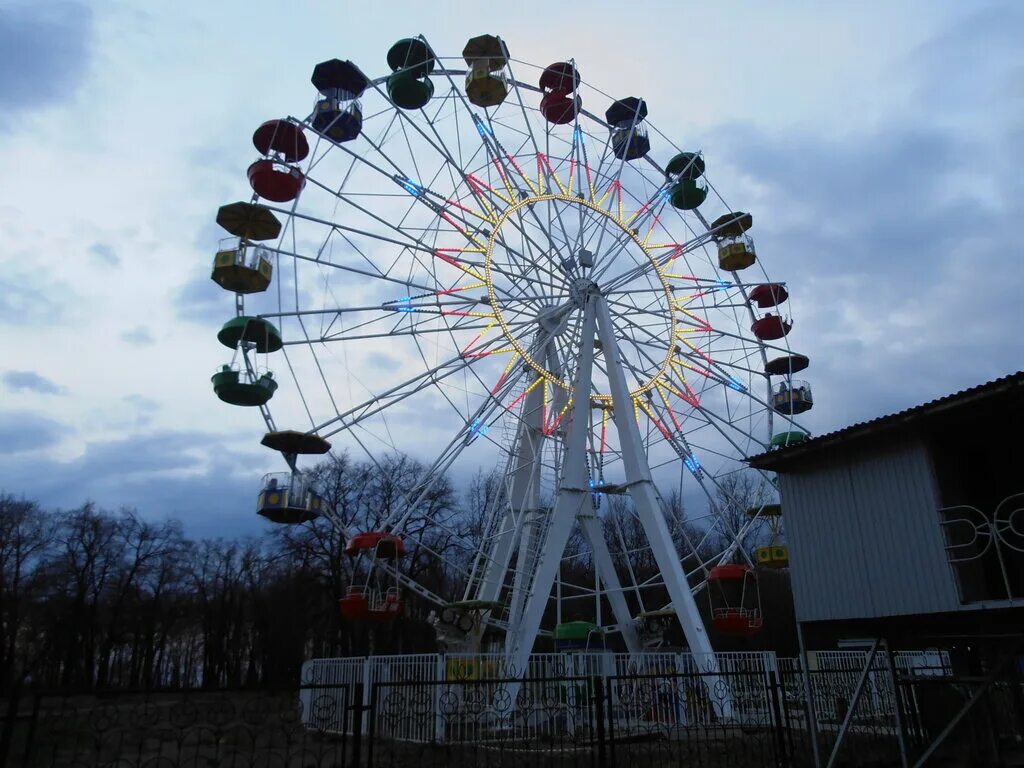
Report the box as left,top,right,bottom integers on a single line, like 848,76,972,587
748,370,1023,634
748,372,1024,765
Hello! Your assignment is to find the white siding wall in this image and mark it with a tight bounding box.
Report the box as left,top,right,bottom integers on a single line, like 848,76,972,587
779,439,959,622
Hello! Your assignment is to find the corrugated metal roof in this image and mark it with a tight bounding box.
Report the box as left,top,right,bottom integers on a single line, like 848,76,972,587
748,371,1024,470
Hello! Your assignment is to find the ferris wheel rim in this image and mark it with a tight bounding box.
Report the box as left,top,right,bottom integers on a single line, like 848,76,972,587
215,39,811,637
276,106,782,518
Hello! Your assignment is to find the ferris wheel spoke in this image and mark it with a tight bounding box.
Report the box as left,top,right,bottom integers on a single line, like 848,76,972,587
362,78,519,241
470,131,587,293
312,334,512,439
625,339,758,457
311,300,572,441
633,397,751,556
275,311,490,345
586,120,618,201
577,161,627,273
480,113,583,268
264,195,438,268
645,372,772,492
616,301,763,372
602,228,718,296
280,185,555,309
587,194,669,290
347,109,576,301
263,242,440,295
384,324,564,534
491,218,572,295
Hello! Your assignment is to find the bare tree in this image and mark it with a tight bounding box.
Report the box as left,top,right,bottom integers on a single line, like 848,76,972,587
710,474,775,559
0,495,53,692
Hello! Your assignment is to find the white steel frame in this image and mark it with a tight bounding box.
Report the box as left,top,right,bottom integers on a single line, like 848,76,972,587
225,35,811,665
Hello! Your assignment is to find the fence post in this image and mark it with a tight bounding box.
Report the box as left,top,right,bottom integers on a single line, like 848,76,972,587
592,675,607,768
20,694,40,768
362,658,372,724
0,685,19,768
883,642,909,768
767,670,789,768
605,676,618,766
435,655,445,743
351,682,364,768
797,623,822,768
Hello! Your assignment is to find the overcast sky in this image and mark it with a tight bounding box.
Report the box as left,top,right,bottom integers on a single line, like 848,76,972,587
1,1,1020,537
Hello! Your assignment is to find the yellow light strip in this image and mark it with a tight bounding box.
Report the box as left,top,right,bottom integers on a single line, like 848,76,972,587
496,163,517,201
508,158,539,197
642,216,660,247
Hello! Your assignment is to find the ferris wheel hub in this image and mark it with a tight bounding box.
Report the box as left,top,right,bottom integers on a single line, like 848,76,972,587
568,276,599,308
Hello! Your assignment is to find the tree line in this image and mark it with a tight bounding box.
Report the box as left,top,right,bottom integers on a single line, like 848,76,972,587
0,452,795,694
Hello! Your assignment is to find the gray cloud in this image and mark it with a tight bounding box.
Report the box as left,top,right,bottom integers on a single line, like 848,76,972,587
123,394,160,412
118,394,161,429
0,411,64,453
909,4,1024,117
120,326,154,345
3,370,65,395
367,352,399,370
705,8,1024,438
0,2,92,121
89,242,120,266
0,427,270,537
174,267,229,325
0,264,76,326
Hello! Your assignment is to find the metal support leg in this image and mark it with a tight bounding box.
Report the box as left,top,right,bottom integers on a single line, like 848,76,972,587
593,297,716,661
503,380,546,637
477,365,547,644
506,298,599,674
499,335,565,642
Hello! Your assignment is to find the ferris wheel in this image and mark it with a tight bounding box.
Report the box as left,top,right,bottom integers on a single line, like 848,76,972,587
209,34,813,666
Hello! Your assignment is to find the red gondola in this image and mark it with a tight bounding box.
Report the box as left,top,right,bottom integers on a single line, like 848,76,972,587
247,159,305,202
707,564,763,635
749,283,789,309
339,532,406,623
538,62,581,124
252,119,309,162
248,119,308,202
338,585,404,622
751,313,792,341
345,531,406,558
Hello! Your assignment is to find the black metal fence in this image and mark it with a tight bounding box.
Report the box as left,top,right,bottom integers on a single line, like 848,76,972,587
2,664,1022,768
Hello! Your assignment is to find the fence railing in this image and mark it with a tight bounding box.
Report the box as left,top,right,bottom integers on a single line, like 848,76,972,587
301,649,949,737
6,651,1022,768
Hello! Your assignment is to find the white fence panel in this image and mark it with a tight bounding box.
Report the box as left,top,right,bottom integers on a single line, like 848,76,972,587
301,648,949,741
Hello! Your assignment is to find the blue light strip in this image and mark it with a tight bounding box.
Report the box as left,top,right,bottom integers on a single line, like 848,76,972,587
727,376,746,392
400,177,423,196
684,454,702,475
